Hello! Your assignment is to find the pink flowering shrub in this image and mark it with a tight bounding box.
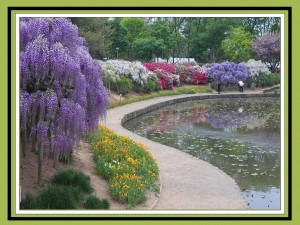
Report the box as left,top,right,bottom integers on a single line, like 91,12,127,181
153,69,174,90
175,63,208,84
144,62,176,74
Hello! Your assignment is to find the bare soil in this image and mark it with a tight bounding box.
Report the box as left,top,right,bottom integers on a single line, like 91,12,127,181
20,141,157,210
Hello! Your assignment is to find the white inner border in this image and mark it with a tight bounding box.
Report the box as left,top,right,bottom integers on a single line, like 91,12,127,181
15,13,285,215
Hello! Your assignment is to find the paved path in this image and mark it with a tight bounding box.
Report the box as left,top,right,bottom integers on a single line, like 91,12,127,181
103,93,262,210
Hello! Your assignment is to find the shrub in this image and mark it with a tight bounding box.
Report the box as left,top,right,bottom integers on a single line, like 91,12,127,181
84,196,110,209
244,59,270,77
256,73,280,87
144,62,176,74
103,60,150,85
114,76,133,95
20,193,37,209
206,62,249,85
51,169,93,193
143,79,157,93
21,185,79,209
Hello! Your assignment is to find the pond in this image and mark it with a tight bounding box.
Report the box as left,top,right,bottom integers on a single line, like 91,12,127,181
123,97,281,210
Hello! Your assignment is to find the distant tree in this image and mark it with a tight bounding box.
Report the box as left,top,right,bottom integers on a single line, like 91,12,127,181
132,38,165,62
71,18,114,59
241,17,281,36
221,27,253,63
190,18,242,63
121,18,145,59
252,33,280,72
148,20,173,60
109,18,129,59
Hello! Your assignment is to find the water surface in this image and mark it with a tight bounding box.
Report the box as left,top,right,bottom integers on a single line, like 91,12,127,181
123,98,281,210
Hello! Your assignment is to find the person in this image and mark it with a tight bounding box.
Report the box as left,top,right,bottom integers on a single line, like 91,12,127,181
238,80,244,93
217,80,221,94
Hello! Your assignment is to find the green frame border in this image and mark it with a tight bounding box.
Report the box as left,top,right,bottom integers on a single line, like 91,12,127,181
0,0,297,224
7,6,293,221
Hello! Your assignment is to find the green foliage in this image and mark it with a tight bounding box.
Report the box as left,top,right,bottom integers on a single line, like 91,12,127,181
109,18,129,59
147,21,172,59
191,18,241,63
121,18,145,43
132,38,165,62
132,38,155,62
121,18,145,59
20,193,36,209
21,185,79,209
132,82,144,93
256,73,280,87
113,76,133,95
143,79,157,93
221,27,253,62
84,196,110,209
71,18,114,59
51,169,93,193
20,169,111,210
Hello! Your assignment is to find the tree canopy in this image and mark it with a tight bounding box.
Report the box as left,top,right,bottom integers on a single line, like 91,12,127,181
71,17,280,63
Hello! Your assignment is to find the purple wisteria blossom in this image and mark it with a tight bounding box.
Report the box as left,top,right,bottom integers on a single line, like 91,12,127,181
19,17,108,160
206,62,250,84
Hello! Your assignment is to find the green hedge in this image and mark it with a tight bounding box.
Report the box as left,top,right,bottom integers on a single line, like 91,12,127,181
256,73,280,87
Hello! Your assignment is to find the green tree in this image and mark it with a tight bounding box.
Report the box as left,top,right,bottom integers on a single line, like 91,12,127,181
71,18,114,59
109,18,129,59
121,18,145,59
221,27,253,62
147,20,172,60
132,37,165,62
190,18,242,63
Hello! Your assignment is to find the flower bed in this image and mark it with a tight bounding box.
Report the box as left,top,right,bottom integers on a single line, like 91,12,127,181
87,125,159,208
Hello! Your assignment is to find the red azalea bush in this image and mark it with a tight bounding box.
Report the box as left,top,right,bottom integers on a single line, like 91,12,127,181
188,67,208,84
191,73,208,84
176,64,208,85
144,62,176,74
153,69,174,90
144,62,208,88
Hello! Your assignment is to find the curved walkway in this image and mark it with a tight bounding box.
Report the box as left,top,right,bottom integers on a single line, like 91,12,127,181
104,92,278,210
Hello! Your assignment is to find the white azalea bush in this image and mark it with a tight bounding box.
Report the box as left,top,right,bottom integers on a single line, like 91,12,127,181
104,60,149,85
245,59,271,77
99,61,118,92
244,59,271,89
100,60,161,94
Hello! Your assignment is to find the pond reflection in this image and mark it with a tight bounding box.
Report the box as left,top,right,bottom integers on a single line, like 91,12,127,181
123,98,281,210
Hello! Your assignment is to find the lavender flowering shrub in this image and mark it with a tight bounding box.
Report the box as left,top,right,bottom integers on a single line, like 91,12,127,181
206,62,249,85
20,18,109,162
252,33,280,73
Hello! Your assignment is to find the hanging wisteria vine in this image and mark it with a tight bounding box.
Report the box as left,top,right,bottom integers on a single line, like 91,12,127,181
19,18,109,168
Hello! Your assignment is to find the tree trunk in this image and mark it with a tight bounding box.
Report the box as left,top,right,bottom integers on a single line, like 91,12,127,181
37,144,43,185
21,129,27,157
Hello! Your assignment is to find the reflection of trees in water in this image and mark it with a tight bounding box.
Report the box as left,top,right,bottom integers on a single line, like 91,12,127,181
145,106,208,133
203,98,280,132
133,98,280,136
